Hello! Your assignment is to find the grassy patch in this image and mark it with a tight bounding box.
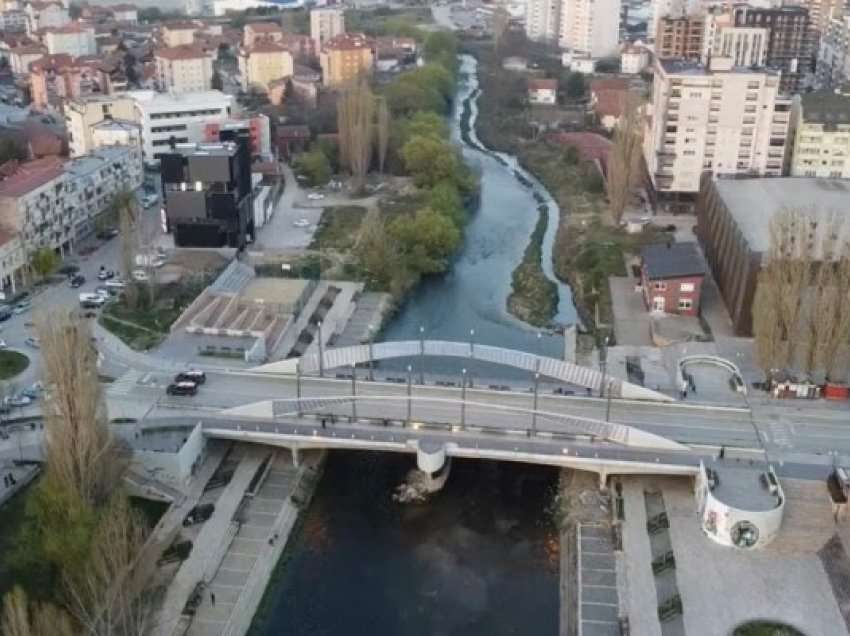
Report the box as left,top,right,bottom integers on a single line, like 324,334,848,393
378,190,428,218
0,350,29,380
309,206,368,251
733,623,804,636
507,205,558,327
0,480,44,600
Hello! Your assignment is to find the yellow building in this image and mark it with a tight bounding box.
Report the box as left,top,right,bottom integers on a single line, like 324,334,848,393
63,94,136,157
319,33,374,88
238,41,294,93
791,89,850,179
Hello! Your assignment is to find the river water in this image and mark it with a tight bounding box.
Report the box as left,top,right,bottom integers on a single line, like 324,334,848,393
253,56,570,635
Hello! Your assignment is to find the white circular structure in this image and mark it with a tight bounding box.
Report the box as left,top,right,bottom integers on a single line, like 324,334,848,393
695,461,784,549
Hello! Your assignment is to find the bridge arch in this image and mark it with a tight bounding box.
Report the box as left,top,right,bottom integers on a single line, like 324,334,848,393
252,340,672,402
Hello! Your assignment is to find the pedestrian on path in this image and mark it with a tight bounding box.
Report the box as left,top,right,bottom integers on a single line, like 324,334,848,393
211,592,216,606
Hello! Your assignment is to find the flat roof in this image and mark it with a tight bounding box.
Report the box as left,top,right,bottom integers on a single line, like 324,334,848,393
801,89,850,125
706,460,781,512
713,177,850,254
241,277,310,311
128,89,233,111
642,242,705,279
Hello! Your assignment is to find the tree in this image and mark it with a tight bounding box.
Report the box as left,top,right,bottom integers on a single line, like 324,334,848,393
605,94,643,224
389,208,461,274
402,135,463,189
29,248,58,282
112,190,139,309
1,587,74,636
423,31,458,69
405,111,448,141
428,180,464,228
376,97,390,175
294,148,331,186
211,70,223,91
356,208,405,292
337,81,374,190
565,72,586,99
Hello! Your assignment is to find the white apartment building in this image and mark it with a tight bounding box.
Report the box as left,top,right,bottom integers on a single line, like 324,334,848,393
791,89,850,178
0,145,141,262
525,0,561,43
558,0,620,58
155,45,214,94
817,14,850,88
310,8,344,50
0,9,27,31
128,89,233,163
644,57,791,196
44,21,96,57
702,9,768,67
64,94,137,157
25,0,68,35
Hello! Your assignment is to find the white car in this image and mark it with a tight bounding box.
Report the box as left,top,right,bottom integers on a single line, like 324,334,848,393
105,279,126,290
0,339,7,349
307,193,325,201
12,302,29,314
132,269,149,282
292,218,310,228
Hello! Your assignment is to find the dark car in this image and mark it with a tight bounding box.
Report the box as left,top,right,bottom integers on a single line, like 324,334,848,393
166,381,198,396
175,370,206,385
182,503,215,527
70,274,85,288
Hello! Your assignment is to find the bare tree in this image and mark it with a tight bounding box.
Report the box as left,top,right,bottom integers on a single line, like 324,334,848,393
63,496,151,636
112,190,140,310
337,81,374,191
821,254,850,381
606,94,644,224
753,264,785,383
376,97,390,176
36,311,124,507
1,587,75,636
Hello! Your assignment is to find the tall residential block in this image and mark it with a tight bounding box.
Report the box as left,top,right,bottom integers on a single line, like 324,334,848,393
702,7,769,67
643,57,791,200
656,14,705,60
790,89,850,178
310,8,344,51
154,45,215,94
525,0,561,43
558,0,620,58
238,41,294,93
817,13,850,88
319,33,373,88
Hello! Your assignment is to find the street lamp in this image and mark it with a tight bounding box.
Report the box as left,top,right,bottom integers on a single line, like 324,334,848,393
605,378,614,422
531,372,540,436
367,323,375,381
350,363,357,422
406,364,413,425
419,325,425,385
296,359,302,417
317,320,324,378
469,328,475,358
461,368,467,427
598,335,609,399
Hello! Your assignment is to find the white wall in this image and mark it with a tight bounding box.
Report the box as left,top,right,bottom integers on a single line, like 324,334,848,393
131,422,206,487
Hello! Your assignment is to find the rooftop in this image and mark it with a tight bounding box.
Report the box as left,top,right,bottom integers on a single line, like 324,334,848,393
91,117,140,131
172,141,238,158
43,21,93,34
713,177,850,254
0,156,63,198
64,145,135,178
323,32,372,51
245,21,282,33
244,40,289,54
155,44,211,60
801,89,850,125
704,460,782,512
659,58,779,77
127,89,233,110
641,241,706,279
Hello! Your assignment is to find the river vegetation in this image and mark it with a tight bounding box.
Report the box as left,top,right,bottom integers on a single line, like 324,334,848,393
508,206,558,327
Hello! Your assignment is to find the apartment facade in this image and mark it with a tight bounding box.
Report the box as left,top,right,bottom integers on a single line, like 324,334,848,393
643,58,791,198
734,6,813,94
64,93,137,157
525,0,561,43
558,0,620,58
44,21,96,57
161,22,198,47
817,14,850,88
155,45,214,93
319,33,373,88
310,7,344,51
128,89,233,163
656,14,704,60
238,41,294,93
29,54,104,110
702,8,768,67
243,21,284,47
791,89,850,178
25,0,68,35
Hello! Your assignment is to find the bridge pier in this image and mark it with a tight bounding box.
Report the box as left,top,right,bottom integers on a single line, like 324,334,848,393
291,445,301,468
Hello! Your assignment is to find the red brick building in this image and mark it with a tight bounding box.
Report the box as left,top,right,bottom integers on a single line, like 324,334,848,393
640,242,706,316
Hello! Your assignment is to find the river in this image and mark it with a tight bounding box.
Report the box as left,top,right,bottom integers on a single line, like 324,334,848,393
252,56,571,635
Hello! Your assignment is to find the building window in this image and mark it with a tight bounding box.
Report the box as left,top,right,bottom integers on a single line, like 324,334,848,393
678,298,693,311
680,282,695,292
653,281,667,291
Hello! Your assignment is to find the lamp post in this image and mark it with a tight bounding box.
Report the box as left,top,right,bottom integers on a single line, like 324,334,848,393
406,364,412,425
296,359,302,417
461,368,467,428
598,335,609,399
531,372,540,436
605,378,614,422
469,328,475,359
419,325,425,385
317,320,324,378
351,363,357,422
367,323,375,381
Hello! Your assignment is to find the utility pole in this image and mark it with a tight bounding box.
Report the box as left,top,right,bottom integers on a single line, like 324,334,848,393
406,364,412,426
367,323,375,381
419,325,425,385
351,363,357,422
461,368,467,428
317,320,324,378
598,335,608,399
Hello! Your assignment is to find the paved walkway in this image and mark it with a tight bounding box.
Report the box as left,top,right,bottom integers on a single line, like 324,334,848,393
154,445,270,636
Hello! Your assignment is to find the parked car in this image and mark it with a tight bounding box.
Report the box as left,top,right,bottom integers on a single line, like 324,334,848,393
175,369,206,385
6,395,31,408
105,279,126,290
97,228,119,240
21,386,40,400
95,286,112,297
142,195,158,209
69,274,85,288
132,269,149,282
24,336,39,348
182,503,215,527
307,192,325,201
13,302,30,314
292,218,310,228
0,308,11,322
166,382,198,396
97,268,115,281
